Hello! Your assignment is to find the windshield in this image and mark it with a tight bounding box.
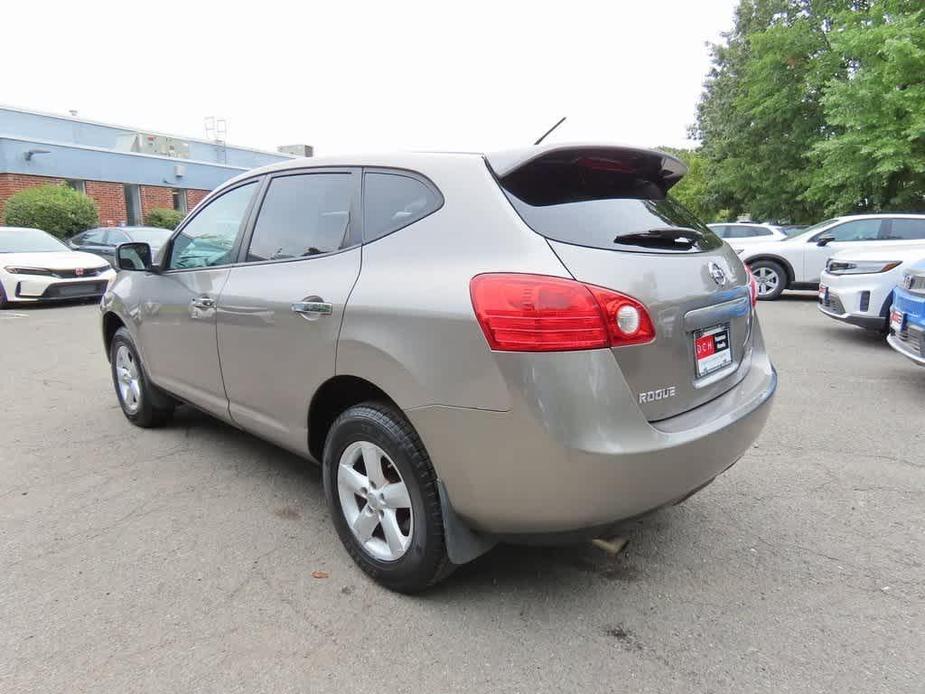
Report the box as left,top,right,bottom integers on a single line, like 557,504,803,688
789,218,839,240
0,228,68,253
129,228,173,246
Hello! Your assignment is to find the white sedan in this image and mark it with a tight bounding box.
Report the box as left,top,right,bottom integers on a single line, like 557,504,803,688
0,226,116,308
818,246,925,332
738,214,925,300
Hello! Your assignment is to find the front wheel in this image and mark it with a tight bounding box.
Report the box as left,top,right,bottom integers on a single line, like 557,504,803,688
749,260,787,300
109,327,174,427
322,402,452,593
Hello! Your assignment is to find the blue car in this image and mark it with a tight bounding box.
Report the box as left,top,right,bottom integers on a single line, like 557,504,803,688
888,259,925,366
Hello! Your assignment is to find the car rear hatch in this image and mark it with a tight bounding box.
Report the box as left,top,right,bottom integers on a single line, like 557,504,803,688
487,144,754,420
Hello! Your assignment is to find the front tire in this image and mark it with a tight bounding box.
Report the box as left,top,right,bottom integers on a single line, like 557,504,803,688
109,327,174,427
323,402,452,593
750,260,787,300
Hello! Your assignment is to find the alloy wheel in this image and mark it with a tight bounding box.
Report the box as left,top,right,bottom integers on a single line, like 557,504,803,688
337,441,413,561
115,344,142,414
753,266,780,296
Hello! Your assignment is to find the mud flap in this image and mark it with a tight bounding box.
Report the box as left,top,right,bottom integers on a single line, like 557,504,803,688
437,480,497,565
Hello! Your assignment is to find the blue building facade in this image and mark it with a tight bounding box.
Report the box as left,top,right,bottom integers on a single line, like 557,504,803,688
0,106,295,225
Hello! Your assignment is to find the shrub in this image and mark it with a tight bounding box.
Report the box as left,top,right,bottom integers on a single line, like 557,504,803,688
2,184,98,238
144,207,185,230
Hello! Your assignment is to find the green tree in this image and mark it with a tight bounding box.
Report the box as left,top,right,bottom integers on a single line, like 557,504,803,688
658,147,718,221
2,184,98,238
693,1,864,222
805,0,925,213
144,207,185,230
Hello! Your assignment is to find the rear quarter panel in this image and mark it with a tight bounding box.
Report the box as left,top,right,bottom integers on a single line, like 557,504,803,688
336,156,568,411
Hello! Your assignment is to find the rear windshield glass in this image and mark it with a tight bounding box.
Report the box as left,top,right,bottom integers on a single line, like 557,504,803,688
498,160,722,254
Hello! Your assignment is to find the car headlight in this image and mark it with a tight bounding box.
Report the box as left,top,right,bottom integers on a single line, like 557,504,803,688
825,260,901,275
4,266,53,276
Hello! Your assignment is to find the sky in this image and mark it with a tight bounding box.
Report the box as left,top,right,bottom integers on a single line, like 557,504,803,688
3,0,738,155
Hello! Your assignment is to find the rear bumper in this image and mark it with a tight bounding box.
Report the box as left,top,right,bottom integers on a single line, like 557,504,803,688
407,325,776,535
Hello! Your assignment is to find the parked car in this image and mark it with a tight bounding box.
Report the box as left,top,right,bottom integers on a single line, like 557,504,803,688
708,222,788,251
100,144,777,592
887,260,925,366
68,226,173,266
739,214,925,300
0,226,115,308
818,247,925,332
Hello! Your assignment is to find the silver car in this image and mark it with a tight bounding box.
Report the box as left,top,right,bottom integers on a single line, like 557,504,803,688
101,144,777,592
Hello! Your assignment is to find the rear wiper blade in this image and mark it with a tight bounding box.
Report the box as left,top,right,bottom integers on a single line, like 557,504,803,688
613,227,703,250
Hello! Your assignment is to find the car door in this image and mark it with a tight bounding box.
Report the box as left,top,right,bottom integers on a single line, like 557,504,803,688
135,179,260,419
802,218,884,281
216,169,361,455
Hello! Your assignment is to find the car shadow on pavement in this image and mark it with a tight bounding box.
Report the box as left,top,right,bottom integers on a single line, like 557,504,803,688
816,324,890,348
425,511,685,599
165,406,703,597
167,405,323,487
775,291,818,302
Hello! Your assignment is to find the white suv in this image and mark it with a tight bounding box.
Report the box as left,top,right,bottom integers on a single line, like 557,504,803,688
707,223,787,252
818,246,925,332
738,214,925,300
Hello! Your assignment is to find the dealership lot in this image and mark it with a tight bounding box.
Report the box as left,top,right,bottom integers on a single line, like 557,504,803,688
1,296,922,693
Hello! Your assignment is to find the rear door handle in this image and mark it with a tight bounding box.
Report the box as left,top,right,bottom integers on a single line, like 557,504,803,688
291,300,333,317
191,296,216,309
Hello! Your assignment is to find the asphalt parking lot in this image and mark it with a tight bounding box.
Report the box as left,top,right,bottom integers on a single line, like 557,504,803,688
1,295,922,693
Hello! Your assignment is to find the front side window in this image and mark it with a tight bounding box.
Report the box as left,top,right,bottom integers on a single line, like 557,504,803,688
824,219,882,242
246,173,354,262
883,219,925,240
167,182,257,270
363,172,441,242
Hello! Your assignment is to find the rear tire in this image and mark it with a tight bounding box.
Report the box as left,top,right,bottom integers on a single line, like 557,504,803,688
109,327,174,428
323,402,453,593
750,260,787,300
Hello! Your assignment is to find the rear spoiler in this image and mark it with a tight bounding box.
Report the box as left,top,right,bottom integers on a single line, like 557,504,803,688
485,143,687,193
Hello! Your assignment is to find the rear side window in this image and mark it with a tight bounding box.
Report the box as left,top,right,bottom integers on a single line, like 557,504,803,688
884,219,925,240
498,156,722,254
247,173,354,262
363,172,441,242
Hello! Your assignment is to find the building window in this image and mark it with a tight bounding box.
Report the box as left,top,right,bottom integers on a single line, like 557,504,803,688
172,188,187,214
124,184,142,225
66,179,86,194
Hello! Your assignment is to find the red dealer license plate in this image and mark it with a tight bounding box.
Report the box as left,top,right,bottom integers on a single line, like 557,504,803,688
890,309,905,334
694,323,732,378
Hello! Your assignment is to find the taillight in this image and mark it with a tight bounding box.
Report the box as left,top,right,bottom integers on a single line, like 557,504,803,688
469,273,655,352
747,268,758,306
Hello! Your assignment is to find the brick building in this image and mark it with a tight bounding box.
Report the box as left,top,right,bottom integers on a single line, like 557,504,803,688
0,106,298,226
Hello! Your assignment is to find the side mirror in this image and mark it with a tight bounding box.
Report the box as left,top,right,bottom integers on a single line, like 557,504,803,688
116,242,156,272
816,234,835,247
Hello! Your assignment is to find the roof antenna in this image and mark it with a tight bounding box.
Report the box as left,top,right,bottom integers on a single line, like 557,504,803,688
534,116,567,145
